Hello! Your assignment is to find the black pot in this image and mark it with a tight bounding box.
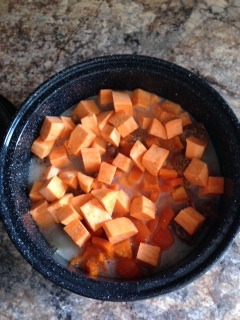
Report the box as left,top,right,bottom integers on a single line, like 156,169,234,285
0,55,240,301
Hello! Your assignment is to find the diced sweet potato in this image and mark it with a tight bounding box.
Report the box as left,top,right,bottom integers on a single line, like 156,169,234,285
81,147,101,173
39,176,68,202
160,100,182,115
80,198,112,231
98,89,113,107
67,124,96,156
112,152,133,173
103,217,138,244
40,116,65,141
92,236,113,258
178,111,192,127
72,99,100,119
185,135,207,159
129,140,147,172
151,226,174,251
141,171,159,193
97,110,114,131
136,243,160,267
91,136,107,155
77,172,94,193
49,145,70,168
30,207,56,229
171,186,189,202
143,135,160,148
63,218,91,247
174,206,206,235
29,181,45,202
55,203,80,225
47,193,74,221
30,199,49,216
112,91,133,115
127,166,143,185
198,176,224,196
97,162,117,185
113,238,132,258
132,219,151,244
158,206,174,229
159,168,178,179
114,189,131,214
100,124,121,147
31,136,55,159
165,177,184,187
130,88,151,109
91,189,119,214
60,116,76,138
115,257,143,278
109,110,138,138
130,195,155,221
81,113,100,136
137,114,151,129
58,170,78,189
148,118,167,140
69,193,92,215
39,166,60,181
153,104,176,123
164,118,183,139
142,144,169,176
183,158,208,187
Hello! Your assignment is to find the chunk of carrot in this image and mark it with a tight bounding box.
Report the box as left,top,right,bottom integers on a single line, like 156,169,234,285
49,145,70,168
100,124,121,147
130,88,151,109
81,147,101,173
159,168,178,179
31,136,55,159
183,158,208,187
69,193,93,215
39,176,68,202
72,99,100,119
55,203,80,225
81,113,100,136
40,116,65,141
103,217,138,244
109,110,138,138
132,219,151,244
129,140,147,172
60,116,76,138
151,226,174,251
171,186,189,202
115,257,143,278
174,206,206,235
198,176,224,196
29,181,44,202
97,161,117,185
113,189,131,214
160,100,182,115
77,172,94,193
136,243,160,267
67,124,96,156
98,89,113,107
112,152,133,173
142,144,169,176
63,218,91,247
92,236,113,258
58,170,78,189
91,189,119,214
164,118,183,139
113,238,132,259
148,118,167,140
130,195,155,221
127,166,143,185
112,91,133,115
80,198,112,232
185,135,207,159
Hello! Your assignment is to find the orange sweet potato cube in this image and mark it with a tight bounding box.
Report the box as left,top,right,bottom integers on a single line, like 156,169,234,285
97,162,117,185
91,136,107,155
39,176,68,202
39,166,60,181
67,124,96,156
91,189,119,214
171,186,189,202
112,152,133,173
92,236,113,258
100,124,121,147
60,116,76,138
31,136,55,159
58,170,78,189
63,219,91,247
185,136,207,159
164,118,183,139
127,166,143,185
40,116,65,141
148,118,167,140
129,140,147,172
69,193,93,214
55,203,81,225
98,89,113,107
81,148,101,173
29,181,45,202
174,207,206,235
47,193,75,221
114,189,131,214
77,172,94,193
109,110,138,138
153,104,176,123
30,199,49,216
142,144,169,176
112,91,133,115
198,176,224,196
80,198,112,231
136,243,160,267
178,111,192,127
160,100,182,115
130,195,155,221
130,88,151,109
183,158,208,187
49,145,70,168
81,113,100,136
103,217,138,244
72,99,100,119
113,238,132,258
137,114,151,129
97,110,114,131
141,171,159,193
30,207,56,229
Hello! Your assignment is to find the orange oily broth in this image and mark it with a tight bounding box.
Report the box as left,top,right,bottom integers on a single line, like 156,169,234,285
28,91,222,278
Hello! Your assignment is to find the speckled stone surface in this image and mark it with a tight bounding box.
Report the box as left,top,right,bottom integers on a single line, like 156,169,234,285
0,1,239,319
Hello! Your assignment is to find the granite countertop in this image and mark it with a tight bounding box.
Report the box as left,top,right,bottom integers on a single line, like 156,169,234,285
0,1,239,319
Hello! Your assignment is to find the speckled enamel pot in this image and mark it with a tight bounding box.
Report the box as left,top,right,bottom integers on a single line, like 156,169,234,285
0,55,240,301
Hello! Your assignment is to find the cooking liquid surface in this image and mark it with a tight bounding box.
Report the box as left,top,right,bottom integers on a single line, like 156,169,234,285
28,95,221,278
